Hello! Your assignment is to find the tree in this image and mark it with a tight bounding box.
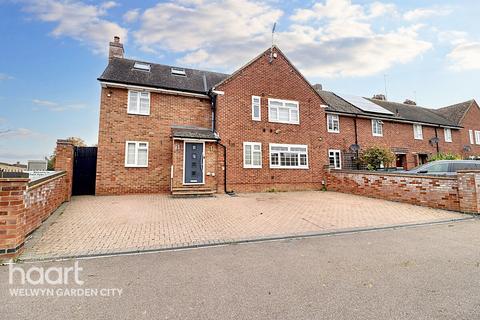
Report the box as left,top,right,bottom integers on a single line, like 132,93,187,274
429,152,461,161
360,146,396,171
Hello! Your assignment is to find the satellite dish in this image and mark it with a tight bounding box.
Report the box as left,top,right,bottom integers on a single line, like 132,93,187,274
350,144,361,152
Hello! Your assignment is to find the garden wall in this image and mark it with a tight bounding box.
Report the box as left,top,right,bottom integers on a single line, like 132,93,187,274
325,169,480,213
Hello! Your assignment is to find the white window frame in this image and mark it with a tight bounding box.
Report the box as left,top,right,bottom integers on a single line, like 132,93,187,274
476,131,480,145
252,96,261,121
444,128,452,143
327,114,340,133
268,98,300,124
243,142,262,168
269,143,308,169
469,130,474,145
125,141,149,168
371,119,383,137
413,124,423,140
127,90,150,115
328,149,342,170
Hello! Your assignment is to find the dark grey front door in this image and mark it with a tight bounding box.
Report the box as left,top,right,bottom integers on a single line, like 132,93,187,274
184,142,204,184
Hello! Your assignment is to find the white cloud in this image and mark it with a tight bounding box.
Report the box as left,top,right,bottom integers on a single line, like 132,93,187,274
32,99,87,112
132,0,431,77
437,30,469,46
0,73,13,81
404,6,452,21
0,128,41,140
447,42,480,71
123,8,140,23
23,0,127,54
134,0,282,67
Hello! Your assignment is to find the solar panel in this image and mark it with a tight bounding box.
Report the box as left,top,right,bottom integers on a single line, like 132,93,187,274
337,93,394,115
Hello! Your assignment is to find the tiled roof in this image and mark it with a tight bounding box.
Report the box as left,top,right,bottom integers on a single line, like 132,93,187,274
171,126,220,140
433,100,474,125
316,89,459,127
98,58,229,94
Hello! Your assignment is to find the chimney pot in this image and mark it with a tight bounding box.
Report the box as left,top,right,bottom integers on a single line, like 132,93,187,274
312,84,323,92
109,36,124,61
403,99,416,105
373,94,386,101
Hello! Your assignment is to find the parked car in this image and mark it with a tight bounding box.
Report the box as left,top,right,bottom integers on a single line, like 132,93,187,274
401,160,480,175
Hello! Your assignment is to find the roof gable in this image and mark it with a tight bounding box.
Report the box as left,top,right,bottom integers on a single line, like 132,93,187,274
434,100,474,125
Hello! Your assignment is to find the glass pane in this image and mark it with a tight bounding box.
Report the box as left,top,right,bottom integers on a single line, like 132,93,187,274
271,153,279,165
269,100,282,106
269,107,278,120
279,107,289,121
291,147,306,152
127,143,136,165
271,146,288,151
138,149,147,166
245,145,252,165
253,145,261,151
300,154,307,166
253,151,261,166
139,96,149,114
285,102,297,108
291,109,299,122
253,106,260,118
129,91,138,112
427,163,449,172
139,143,147,148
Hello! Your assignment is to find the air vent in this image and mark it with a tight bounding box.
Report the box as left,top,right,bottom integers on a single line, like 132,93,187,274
171,67,186,76
133,62,151,71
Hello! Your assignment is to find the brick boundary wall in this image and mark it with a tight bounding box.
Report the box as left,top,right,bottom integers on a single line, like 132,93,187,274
325,169,480,213
0,172,68,258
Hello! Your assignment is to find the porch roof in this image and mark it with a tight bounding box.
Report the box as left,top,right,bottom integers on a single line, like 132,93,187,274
171,126,220,141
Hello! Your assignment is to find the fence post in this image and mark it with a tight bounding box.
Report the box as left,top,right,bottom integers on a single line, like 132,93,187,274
55,140,75,201
457,170,480,214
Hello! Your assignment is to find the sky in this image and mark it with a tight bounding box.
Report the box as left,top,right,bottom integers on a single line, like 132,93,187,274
0,0,479,164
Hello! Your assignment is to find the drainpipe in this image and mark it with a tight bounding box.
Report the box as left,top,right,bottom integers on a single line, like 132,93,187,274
354,115,359,170
434,127,440,154
218,142,231,194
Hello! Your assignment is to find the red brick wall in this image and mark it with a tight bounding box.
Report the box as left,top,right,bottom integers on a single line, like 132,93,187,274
96,87,213,195
325,114,462,169
215,48,327,192
325,169,464,211
0,172,68,258
457,171,480,213
460,101,480,157
55,140,74,200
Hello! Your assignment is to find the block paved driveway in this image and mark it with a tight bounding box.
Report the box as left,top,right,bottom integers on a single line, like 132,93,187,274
21,191,465,261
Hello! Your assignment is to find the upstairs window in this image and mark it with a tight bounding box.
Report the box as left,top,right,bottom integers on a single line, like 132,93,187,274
244,142,262,168
125,141,149,167
268,99,299,124
372,119,383,137
269,144,308,169
252,96,261,121
128,90,150,115
327,114,340,133
444,128,452,143
476,131,480,145
470,130,474,144
413,124,423,140
328,150,342,169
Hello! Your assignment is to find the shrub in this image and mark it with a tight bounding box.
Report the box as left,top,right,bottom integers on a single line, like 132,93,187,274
428,152,461,161
360,146,396,171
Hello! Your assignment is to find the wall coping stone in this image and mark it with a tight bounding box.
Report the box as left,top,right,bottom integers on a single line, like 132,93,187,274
330,169,457,181
28,171,66,190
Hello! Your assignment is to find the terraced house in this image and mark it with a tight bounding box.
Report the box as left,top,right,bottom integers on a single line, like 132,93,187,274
95,37,479,196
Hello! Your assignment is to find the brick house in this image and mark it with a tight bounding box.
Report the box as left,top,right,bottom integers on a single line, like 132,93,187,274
316,90,465,170
95,37,478,196
96,37,328,195
435,100,480,158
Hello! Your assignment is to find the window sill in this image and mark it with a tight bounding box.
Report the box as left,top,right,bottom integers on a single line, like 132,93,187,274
244,166,262,169
125,165,148,168
328,130,340,134
269,166,309,170
372,134,383,137
268,120,300,125
127,111,150,116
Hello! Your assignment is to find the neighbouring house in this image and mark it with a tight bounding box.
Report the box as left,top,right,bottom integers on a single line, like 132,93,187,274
434,100,480,158
94,37,479,196
316,90,463,170
0,162,26,172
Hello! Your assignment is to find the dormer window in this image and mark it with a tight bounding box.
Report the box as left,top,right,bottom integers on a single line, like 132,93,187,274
171,67,186,76
133,62,151,71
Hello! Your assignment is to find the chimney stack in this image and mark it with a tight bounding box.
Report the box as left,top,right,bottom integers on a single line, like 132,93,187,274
312,84,323,92
109,36,124,61
372,94,386,101
403,99,416,105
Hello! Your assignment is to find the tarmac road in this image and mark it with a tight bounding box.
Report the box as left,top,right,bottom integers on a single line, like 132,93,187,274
1,219,480,319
